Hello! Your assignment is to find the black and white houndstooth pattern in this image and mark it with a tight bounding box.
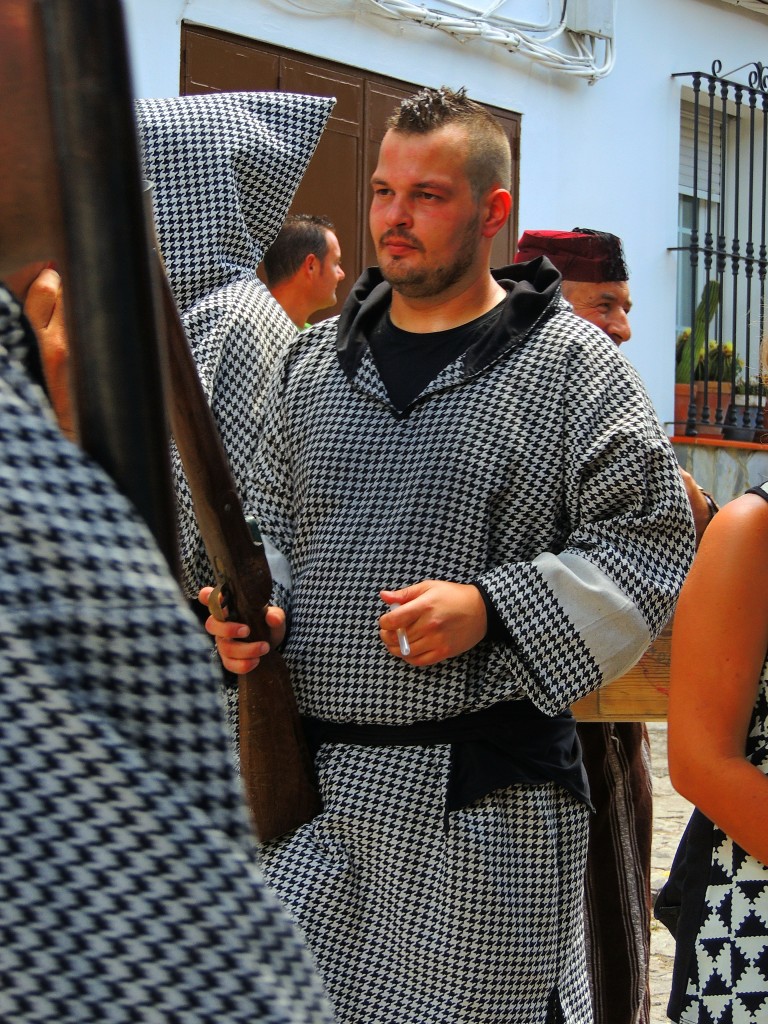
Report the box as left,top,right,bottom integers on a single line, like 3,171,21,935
249,272,695,1022
134,91,332,315
256,290,693,723
678,657,768,1024
264,745,592,1022
135,92,333,597
0,288,333,1023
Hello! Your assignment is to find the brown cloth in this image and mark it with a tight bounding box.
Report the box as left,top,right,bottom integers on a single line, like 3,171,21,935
580,721,652,1024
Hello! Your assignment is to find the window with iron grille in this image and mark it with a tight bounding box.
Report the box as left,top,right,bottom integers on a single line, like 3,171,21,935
672,61,768,441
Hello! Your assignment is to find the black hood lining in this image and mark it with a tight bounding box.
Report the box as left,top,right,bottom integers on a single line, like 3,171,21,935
335,256,562,381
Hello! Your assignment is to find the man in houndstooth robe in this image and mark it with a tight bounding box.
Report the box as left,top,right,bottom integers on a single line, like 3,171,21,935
209,87,696,1024
134,91,334,599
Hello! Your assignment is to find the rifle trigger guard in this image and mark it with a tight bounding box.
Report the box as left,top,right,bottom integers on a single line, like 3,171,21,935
208,583,228,622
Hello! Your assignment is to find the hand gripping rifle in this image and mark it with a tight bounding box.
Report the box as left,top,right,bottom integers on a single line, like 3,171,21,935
10,0,320,840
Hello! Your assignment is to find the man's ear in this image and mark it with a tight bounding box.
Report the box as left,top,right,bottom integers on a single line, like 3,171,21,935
481,188,512,239
304,252,319,276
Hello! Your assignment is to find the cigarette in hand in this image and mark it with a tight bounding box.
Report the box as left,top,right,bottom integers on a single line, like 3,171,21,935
390,602,411,656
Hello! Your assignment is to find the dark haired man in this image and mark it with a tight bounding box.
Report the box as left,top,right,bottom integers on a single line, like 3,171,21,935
206,88,694,1023
515,227,716,1024
263,214,345,329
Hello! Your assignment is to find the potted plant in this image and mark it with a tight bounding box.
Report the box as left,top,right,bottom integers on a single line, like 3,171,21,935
674,280,720,434
692,339,743,434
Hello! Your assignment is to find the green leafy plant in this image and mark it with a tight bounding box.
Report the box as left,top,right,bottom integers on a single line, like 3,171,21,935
696,340,744,384
675,280,720,385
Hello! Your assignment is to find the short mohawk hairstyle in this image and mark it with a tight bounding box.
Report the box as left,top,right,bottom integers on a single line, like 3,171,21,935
385,85,511,198
387,86,475,132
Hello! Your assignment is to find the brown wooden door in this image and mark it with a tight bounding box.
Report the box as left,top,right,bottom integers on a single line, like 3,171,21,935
181,26,521,318
281,59,364,288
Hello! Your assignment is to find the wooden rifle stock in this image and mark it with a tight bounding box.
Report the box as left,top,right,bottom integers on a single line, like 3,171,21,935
157,270,321,841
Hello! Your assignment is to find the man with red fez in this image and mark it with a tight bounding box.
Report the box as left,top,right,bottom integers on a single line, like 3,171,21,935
515,227,717,1024
515,228,633,345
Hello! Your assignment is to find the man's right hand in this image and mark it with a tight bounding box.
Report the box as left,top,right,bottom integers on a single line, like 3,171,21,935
199,586,286,675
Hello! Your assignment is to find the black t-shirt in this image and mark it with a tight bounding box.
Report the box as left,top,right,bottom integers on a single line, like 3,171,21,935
368,301,505,411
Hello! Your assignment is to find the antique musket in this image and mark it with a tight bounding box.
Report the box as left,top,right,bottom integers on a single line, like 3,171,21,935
14,0,319,839
157,267,321,839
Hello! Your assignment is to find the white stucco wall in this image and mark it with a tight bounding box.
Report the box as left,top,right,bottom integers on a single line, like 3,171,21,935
121,0,768,425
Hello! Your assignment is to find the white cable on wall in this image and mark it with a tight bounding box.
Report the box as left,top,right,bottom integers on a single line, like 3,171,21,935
270,0,615,81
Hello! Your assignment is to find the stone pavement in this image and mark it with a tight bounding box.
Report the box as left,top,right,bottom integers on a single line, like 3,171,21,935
648,722,693,1024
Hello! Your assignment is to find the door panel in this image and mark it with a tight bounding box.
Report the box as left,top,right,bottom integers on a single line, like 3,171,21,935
281,60,364,310
180,26,521,312
184,27,279,93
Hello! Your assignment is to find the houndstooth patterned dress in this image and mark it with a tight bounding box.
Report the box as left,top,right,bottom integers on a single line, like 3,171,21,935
0,287,333,1024
250,262,696,1023
134,91,333,598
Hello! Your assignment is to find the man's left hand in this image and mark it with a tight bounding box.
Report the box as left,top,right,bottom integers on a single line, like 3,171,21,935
379,580,487,666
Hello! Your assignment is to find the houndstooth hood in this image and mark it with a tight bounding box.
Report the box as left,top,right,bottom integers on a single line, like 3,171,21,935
135,92,334,313
336,256,563,380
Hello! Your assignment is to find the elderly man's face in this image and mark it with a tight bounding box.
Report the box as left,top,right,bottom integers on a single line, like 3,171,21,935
561,279,633,346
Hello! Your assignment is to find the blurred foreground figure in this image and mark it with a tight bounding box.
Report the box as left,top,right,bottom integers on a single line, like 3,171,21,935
0,1,332,1015
0,281,333,1023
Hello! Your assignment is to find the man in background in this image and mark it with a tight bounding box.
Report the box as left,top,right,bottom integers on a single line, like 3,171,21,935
263,214,345,329
515,227,716,1024
135,93,333,600
516,227,632,341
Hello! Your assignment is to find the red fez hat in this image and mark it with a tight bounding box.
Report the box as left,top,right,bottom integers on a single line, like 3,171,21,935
514,227,628,283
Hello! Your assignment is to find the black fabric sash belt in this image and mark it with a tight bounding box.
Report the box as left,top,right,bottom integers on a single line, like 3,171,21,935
302,698,592,815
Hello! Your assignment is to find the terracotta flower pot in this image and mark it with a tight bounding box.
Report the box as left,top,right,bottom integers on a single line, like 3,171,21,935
674,381,733,436
673,382,702,436
696,382,733,436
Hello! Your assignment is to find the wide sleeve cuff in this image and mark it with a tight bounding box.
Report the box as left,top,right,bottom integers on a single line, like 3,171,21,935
475,552,651,714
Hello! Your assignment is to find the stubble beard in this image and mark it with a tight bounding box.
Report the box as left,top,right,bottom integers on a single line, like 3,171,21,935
378,215,481,299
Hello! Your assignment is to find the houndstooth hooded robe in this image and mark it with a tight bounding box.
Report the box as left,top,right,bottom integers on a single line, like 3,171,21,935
134,91,334,597
0,286,333,1024
250,259,696,1024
